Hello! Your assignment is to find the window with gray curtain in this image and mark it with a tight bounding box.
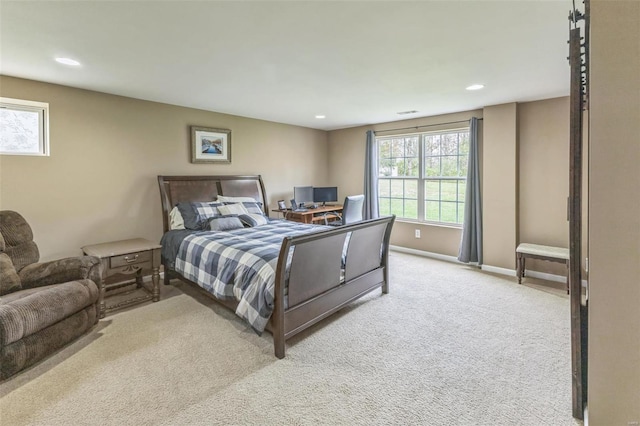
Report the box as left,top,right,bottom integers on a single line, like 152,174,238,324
377,128,470,225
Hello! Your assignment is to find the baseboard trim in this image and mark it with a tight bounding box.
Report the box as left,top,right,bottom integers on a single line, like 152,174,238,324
481,264,516,277
390,246,587,287
481,264,587,287
390,245,461,264
525,270,565,283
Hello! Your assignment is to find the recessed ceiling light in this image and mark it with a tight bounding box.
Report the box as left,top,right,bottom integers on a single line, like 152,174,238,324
315,115,326,119
55,57,81,66
466,84,484,91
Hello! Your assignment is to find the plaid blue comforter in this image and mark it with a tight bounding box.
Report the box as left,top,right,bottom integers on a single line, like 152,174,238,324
174,220,329,334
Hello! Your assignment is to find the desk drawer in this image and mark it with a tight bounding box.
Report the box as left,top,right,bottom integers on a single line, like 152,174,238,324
110,250,151,268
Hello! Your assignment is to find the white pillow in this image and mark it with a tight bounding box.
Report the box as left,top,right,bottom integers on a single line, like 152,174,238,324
216,195,259,203
217,203,249,216
169,206,185,230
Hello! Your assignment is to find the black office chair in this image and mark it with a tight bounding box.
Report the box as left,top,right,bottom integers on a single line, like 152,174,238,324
324,194,365,226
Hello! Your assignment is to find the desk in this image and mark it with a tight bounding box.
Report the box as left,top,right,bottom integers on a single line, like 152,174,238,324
272,205,343,224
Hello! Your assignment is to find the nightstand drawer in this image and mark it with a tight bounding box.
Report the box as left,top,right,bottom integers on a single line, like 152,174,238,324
110,250,152,268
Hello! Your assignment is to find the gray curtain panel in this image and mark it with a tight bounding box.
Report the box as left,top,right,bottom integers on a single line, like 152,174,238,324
458,118,483,264
364,130,379,220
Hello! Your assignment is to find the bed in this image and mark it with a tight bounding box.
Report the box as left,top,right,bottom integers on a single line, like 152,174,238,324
158,175,395,358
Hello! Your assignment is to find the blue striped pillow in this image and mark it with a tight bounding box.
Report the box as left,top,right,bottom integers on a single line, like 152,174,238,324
177,202,224,230
192,202,225,224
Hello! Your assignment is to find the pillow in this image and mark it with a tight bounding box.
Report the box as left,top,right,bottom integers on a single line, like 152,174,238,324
176,203,201,230
192,202,225,223
217,203,249,216
238,213,269,227
0,253,21,296
169,206,185,230
223,201,264,215
216,195,259,203
240,201,264,215
207,216,245,232
176,202,224,230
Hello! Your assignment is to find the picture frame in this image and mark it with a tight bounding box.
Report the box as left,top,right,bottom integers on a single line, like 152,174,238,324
277,200,287,210
190,126,231,164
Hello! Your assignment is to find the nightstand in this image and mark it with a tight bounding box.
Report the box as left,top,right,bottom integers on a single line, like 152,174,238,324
82,238,161,317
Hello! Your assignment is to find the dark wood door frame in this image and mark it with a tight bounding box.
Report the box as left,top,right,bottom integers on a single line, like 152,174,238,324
568,0,589,418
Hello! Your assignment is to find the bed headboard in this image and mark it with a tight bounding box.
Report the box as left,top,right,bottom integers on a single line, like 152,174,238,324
157,175,268,233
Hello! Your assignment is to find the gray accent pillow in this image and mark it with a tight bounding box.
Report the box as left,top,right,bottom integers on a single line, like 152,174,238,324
238,213,269,227
176,202,201,230
207,216,245,232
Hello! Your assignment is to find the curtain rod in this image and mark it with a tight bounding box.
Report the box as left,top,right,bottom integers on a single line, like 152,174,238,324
371,118,482,134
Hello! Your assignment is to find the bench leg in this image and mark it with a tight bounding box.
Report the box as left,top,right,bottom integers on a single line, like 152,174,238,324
517,254,525,284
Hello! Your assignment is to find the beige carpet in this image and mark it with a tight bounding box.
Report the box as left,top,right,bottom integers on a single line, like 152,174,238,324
0,252,581,425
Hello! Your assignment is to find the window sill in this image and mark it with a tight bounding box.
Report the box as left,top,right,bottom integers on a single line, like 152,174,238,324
395,218,463,230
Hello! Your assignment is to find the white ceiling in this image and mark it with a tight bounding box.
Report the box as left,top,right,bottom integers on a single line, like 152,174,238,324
0,1,572,131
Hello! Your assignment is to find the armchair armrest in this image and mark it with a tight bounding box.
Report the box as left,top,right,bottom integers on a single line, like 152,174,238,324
18,256,102,290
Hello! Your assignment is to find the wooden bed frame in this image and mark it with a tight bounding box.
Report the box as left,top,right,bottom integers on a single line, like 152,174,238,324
157,175,395,358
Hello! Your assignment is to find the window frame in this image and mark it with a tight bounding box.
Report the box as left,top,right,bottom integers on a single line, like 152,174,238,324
0,97,50,156
377,127,469,227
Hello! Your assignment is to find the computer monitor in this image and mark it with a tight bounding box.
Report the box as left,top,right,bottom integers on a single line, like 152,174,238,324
293,186,314,206
313,187,338,206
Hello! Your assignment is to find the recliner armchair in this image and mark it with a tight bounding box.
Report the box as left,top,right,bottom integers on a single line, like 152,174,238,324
0,210,103,380
324,194,365,226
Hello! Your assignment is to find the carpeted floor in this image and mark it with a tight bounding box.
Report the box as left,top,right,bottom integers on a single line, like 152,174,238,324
0,252,582,425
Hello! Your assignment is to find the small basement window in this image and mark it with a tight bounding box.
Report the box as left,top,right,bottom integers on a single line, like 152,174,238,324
0,97,50,156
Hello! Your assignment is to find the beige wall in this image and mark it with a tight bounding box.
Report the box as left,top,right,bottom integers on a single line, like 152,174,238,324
482,103,518,269
588,1,640,424
0,75,573,275
0,76,329,260
327,110,482,255
328,99,572,273
517,97,589,277
518,97,570,275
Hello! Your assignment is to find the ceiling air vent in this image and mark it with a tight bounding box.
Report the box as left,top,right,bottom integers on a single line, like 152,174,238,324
396,110,418,115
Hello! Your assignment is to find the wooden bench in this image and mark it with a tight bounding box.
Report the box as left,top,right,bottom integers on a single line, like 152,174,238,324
516,243,569,293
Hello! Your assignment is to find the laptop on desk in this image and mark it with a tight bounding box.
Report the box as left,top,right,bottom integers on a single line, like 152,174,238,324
290,199,307,212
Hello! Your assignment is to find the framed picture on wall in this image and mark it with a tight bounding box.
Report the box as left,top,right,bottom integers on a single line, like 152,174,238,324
190,126,231,163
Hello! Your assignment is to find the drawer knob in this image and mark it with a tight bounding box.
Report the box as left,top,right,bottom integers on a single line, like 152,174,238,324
124,254,139,263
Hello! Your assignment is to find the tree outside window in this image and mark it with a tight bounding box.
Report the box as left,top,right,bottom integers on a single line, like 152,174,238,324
378,129,469,225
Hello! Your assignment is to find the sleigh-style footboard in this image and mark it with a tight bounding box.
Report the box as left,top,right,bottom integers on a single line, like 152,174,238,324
270,215,395,358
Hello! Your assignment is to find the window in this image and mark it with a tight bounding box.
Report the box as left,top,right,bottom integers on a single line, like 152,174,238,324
378,128,469,225
0,97,49,156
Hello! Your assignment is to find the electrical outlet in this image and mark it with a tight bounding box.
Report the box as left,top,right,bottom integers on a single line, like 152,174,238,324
415,229,421,238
